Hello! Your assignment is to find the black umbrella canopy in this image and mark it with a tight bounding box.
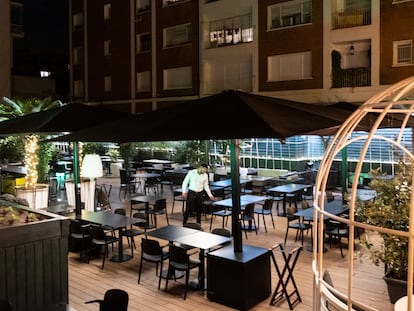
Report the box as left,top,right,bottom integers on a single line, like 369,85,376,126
51,90,354,143
0,102,130,136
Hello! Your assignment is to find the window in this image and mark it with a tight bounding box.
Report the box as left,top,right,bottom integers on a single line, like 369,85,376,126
162,0,186,6
73,46,84,64
136,0,150,12
40,71,50,78
104,76,112,92
393,40,412,66
209,14,253,48
73,12,83,30
104,4,111,20
137,71,151,92
104,40,112,56
74,80,84,97
268,0,312,30
136,33,151,53
164,23,191,48
163,66,192,90
267,51,312,82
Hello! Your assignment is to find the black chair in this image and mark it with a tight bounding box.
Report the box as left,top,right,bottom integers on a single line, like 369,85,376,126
183,222,203,231
85,288,129,311
69,220,91,261
325,217,349,258
122,213,145,257
119,168,136,199
165,244,201,300
144,176,161,195
147,198,169,228
138,238,169,289
171,188,186,215
211,227,231,237
284,214,312,246
254,198,275,232
240,203,258,239
89,225,119,269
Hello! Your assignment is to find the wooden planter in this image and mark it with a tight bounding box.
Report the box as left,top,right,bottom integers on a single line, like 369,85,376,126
0,200,69,311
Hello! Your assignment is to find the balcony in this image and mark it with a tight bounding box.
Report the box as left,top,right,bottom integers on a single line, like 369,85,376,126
11,23,24,38
332,67,371,88
332,7,371,29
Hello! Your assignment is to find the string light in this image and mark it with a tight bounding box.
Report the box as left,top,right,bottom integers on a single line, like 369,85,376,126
24,135,39,188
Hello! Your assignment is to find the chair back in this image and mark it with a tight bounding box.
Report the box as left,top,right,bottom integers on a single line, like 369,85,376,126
211,228,231,237
153,198,167,212
141,238,162,256
114,208,126,215
183,222,203,231
168,244,189,267
91,225,107,241
119,169,129,185
263,198,274,211
70,220,91,237
102,289,129,311
243,203,255,218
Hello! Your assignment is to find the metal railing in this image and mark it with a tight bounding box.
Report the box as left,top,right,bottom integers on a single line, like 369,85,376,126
332,67,371,88
332,7,371,29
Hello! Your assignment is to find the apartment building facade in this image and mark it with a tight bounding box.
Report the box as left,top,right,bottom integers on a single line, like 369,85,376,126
69,0,414,113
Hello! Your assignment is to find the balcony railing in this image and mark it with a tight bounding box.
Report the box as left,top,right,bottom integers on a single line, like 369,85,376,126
332,8,371,29
332,67,371,88
11,24,24,38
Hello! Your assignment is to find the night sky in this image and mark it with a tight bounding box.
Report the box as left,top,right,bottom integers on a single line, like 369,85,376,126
12,0,69,99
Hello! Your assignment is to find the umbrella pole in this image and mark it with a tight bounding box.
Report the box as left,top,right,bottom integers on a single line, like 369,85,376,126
73,142,82,216
230,139,243,253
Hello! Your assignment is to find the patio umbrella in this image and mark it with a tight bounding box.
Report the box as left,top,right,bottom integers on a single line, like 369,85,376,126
51,90,364,251
0,102,130,214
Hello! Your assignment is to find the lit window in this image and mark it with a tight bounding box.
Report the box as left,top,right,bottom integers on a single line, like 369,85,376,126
268,0,312,30
163,66,192,90
73,12,83,30
267,51,312,82
136,0,150,12
393,40,412,66
137,71,151,92
104,4,111,20
162,0,186,6
40,71,51,78
209,14,252,48
74,80,84,97
164,23,191,48
104,76,112,92
73,46,84,64
104,40,112,56
136,33,151,53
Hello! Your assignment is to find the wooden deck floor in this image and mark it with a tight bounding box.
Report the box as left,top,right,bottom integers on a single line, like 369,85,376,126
64,176,394,311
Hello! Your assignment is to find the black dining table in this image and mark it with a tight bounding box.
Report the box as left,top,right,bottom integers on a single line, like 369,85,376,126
267,183,312,216
146,225,231,291
130,194,166,227
213,194,269,230
293,200,348,251
210,178,249,189
74,210,144,262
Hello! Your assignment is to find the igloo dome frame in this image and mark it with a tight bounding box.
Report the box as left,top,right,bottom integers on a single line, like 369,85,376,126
313,76,414,310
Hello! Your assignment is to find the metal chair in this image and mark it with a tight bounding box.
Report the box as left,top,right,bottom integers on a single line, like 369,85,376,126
254,198,276,232
165,244,201,300
138,238,169,289
240,202,258,239
89,225,119,269
85,288,128,311
69,220,91,261
147,198,169,228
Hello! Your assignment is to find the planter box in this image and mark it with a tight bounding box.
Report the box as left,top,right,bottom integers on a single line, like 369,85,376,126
15,184,49,209
0,200,70,311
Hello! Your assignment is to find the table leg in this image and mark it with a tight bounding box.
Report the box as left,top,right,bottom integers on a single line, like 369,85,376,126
110,228,132,262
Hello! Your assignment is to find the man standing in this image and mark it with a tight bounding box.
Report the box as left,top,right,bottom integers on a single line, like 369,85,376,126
181,164,214,224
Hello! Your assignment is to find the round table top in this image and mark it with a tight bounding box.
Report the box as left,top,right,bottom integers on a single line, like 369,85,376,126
395,295,414,311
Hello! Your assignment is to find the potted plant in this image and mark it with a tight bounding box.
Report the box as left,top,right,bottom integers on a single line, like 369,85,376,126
356,160,412,303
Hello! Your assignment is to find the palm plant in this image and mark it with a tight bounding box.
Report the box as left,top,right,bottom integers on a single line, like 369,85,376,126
0,96,63,187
